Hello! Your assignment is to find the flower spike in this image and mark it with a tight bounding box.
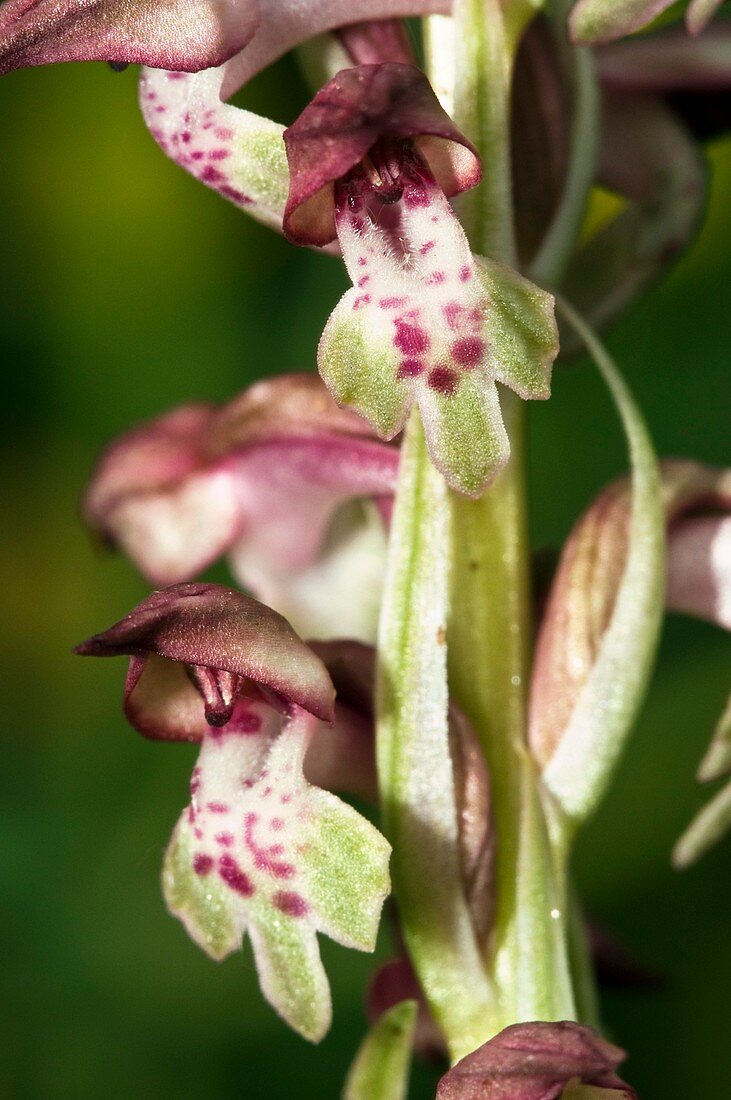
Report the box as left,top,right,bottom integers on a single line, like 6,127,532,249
76,584,391,1042
284,64,557,495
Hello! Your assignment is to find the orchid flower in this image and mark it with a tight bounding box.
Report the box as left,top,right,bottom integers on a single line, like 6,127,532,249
570,0,724,44
436,1021,637,1099
138,50,558,494
529,459,731,835
0,0,449,77
75,583,391,1042
84,373,398,641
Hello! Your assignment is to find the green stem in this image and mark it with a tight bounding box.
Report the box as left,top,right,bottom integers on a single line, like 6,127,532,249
428,0,577,1028
529,2,599,287
376,410,497,1061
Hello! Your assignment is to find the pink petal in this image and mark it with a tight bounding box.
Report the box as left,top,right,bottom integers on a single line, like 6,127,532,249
219,0,451,99
336,19,415,66
0,0,260,76
283,63,481,247
75,582,336,723
598,21,731,91
667,514,731,629
529,459,731,767
436,1021,636,1100
84,374,399,592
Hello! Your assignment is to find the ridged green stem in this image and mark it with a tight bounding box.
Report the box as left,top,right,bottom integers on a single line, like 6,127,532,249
427,0,577,1028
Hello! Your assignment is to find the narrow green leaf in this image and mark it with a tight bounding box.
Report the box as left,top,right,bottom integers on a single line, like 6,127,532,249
343,1001,417,1100
545,300,664,825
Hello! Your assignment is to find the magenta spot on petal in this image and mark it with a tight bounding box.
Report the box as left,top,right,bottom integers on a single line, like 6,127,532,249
245,813,294,878
181,131,191,143
167,71,186,80
219,854,254,896
403,183,430,208
379,296,406,310
358,255,367,266
214,127,234,140
216,831,234,847
190,768,201,795
459,265,472,282
201,165,225,184
357,275,370,288
428,366,459,395
269,843,284,856
187,806,195,824
419,240,435,255
281,794,292,805
270,818,284,832
261,787,273,798
191,150,204,161
207,801,229,814
208,148,230,161
431,215,440,223
426,270,445,286
443,302,463,330
353,294,371,310
394,319,430,356
274,891,308,917
219,186,250,204
194,853,213,875
155,105,167,114
397,359,425,379
451,336,485,368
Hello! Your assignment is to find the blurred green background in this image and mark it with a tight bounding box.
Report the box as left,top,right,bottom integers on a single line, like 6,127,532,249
0,53,728,1099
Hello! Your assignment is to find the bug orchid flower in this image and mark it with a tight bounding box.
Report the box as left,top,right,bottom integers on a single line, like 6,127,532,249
84,374,398,642
530,459,731,846
0,1,448,78
570,0,724,44
75,583,391,1042
437,1021,637,1099
283,63,558,495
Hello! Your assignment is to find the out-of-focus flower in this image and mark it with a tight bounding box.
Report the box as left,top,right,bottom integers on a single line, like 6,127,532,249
84,374,398,641
436,1020,637,1099
75,583,391,1042
529,459,731,768
570,0,724,44
0,1,448,77
529,458,731,861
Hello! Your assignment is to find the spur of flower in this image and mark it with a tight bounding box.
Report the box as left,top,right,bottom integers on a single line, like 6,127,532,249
75,582,391,1042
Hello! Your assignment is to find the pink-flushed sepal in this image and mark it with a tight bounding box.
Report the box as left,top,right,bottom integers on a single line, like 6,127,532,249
0,0,260,76
74,582,336,731
163,704,390,1041
530,459,731,770
282,64,482,248
436,1021,637,1100
570,0,724,44
84,375,399,641
597,21,731,93
139,65,289,232
219,1,450,98
318,150,556,495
